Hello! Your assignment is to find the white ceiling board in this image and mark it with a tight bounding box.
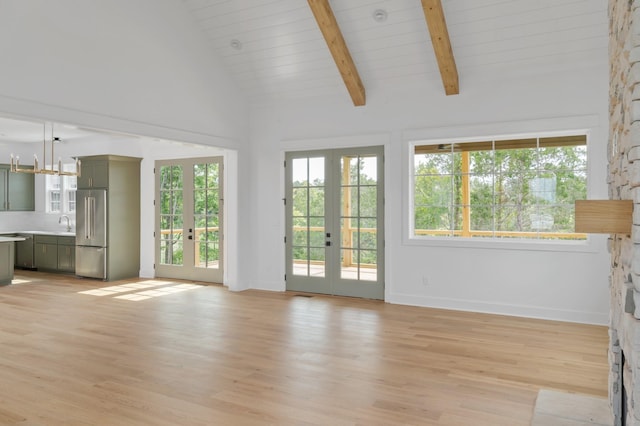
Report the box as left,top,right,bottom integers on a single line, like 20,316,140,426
181,0,608,104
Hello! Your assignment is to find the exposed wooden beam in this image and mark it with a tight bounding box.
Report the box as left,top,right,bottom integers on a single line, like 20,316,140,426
307,0,366,106
421,0,459,95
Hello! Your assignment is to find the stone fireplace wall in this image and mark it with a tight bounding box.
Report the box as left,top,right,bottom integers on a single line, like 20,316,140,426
610,0,640,424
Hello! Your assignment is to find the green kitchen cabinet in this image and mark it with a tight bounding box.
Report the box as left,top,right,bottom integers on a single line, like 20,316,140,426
35,235,58,271
77,159,108,189
0,165,35,211
57,237,75,273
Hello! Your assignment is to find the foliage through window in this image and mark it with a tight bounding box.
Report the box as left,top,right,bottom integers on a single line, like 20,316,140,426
411,134,587,240
158,161,221,268
45,164,77,214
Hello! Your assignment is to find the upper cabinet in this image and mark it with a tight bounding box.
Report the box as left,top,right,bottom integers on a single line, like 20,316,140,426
77,159,108,189
0,165,35,211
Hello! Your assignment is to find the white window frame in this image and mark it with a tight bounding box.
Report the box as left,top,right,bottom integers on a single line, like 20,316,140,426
402,116,602,253
45,164,78,214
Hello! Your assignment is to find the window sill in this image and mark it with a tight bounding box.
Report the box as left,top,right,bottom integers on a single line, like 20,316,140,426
403,234,601,253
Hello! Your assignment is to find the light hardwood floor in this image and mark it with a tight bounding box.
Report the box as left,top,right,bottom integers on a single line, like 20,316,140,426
0,271,608,425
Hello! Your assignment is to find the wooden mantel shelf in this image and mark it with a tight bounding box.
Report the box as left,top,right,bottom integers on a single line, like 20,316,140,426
575,200,633,234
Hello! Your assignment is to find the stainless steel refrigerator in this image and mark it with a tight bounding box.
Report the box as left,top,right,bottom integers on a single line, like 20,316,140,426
75,189,107,279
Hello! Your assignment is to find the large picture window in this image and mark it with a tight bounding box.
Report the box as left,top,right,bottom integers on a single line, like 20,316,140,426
411,134,587,240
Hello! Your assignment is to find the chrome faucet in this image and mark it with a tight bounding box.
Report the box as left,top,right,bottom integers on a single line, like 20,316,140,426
59,215,72,232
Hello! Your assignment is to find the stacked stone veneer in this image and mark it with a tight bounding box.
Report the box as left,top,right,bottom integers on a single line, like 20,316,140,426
610,0,640,424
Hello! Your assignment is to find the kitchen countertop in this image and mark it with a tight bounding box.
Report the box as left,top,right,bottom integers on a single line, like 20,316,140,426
0,236,26,242
0,231,75,237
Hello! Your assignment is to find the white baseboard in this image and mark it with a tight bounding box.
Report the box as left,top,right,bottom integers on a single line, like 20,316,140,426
139,268,154,278
386,293,609,325
248,281,285,292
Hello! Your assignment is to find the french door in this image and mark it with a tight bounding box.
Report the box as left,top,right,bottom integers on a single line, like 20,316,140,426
155,157,223,283
285,146,384,299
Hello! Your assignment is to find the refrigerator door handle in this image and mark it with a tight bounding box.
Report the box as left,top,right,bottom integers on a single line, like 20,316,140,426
84,196,89,239
89,197,95,240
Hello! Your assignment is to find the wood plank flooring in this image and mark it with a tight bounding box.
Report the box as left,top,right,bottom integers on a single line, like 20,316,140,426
0,271,609,425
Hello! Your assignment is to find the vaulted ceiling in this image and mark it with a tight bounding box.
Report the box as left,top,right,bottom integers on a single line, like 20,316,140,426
181,0,607,105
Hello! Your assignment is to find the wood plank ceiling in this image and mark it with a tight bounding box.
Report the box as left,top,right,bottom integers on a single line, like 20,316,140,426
181,0,608,105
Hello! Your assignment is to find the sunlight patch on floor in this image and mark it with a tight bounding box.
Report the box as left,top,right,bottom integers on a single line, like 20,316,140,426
78,280,202,301
11,278,36,284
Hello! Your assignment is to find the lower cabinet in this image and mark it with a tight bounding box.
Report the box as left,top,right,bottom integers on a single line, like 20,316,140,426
57,237,75,273
34,235,75,273
15,234,35,269
0,242,14,285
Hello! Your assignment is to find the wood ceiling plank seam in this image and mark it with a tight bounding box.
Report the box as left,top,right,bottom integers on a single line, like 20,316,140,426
208,24,320,42
451,27,609,57
349,38,439,57
209,19,428,55
184,0,286,15
235,71,344,87
448,9,607,38
201,17,317,41
420,0,459,96
459,46,607,71
444,0,606,27
231,63,341,80
196,5,312,32
306,0,366,106
237,72,349,88
207,30,323,52
338,18,429,40
211,35,329,56
188,0,299,20
455,36,608,64
222,49,337,69
448,11,609,47
217,48,331,68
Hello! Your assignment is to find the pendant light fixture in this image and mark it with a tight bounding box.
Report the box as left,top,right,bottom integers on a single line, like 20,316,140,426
10,122,81,176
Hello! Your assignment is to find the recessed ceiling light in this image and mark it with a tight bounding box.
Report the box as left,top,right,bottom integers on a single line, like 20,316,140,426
373,9,387,23
230,39,242,50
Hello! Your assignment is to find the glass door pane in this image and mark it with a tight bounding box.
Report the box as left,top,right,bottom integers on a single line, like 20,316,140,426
159,165,184,266
291,157,326,278
340,155,377,282
193,162,221,270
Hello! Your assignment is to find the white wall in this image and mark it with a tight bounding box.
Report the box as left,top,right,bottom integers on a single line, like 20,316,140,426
248,64,611,324
0,0,251,289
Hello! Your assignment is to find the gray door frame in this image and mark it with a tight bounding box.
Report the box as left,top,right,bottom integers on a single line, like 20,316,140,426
155,156,224,283
285,146,384,299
